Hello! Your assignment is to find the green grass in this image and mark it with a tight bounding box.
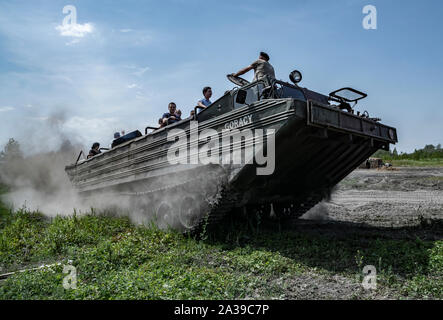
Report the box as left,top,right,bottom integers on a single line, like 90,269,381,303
0,200,442,299
386,158,443,167
0,184,11,228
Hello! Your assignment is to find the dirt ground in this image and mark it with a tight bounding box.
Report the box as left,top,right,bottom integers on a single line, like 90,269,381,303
278,167,443,300
301,167,443,229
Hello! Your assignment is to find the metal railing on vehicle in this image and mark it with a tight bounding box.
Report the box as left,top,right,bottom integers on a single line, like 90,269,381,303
145,126,159,135
193,106,206,121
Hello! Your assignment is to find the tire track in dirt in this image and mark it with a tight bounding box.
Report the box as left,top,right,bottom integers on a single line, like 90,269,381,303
332,190,443,206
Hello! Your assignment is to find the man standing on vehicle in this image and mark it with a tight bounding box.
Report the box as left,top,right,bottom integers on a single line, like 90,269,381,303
231,52,275,82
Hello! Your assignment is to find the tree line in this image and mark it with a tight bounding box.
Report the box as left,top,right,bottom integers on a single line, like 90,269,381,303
373,144,443,160
0,138,23,163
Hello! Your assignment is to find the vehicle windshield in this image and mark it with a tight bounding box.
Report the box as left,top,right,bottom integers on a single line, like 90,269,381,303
274,83,306,101
331,88,366,102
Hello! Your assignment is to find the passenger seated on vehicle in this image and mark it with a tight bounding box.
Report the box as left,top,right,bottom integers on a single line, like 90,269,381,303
87,142,101,159
162,102,181,126
110,132,120,148
197,87,212,109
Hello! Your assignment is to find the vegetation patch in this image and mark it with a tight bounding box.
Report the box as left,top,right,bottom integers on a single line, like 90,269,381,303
0,200,441,299
373,144,443,167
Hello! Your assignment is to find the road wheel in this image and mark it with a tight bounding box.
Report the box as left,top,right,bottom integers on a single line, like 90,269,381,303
179,196,202,230
257,203,271,219
247,203,271,219
273,202,294,219
156,201,175,229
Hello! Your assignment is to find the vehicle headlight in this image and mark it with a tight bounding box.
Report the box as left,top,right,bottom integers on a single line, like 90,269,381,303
289,70,302,84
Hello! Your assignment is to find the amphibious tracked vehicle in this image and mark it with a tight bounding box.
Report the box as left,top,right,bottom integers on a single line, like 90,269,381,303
65,71,398,232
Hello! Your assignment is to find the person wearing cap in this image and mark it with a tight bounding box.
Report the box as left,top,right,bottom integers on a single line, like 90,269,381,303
110,132,120,148
231,51,275,82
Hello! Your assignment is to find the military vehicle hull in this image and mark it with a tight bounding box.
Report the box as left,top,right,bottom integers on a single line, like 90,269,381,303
66,80,397,232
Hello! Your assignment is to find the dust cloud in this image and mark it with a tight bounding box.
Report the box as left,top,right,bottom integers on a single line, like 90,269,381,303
0,146,87,216
0,111,88,216
0,111,132,218
300,201,330,221
0,111,211,229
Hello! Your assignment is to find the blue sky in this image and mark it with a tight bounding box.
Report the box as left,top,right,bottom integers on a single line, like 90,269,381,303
0,0,442,153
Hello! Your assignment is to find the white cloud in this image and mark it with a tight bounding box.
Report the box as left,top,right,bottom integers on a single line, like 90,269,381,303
120,29,133,33
55,22,94,38
65,116,118,130
127,83,141,89
29,116,49,121
133,33,152,46
0,106,14,112
135,91,149,101
124,65,150,77
66,38,81,46
133,66,150,77
64,116,120,147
